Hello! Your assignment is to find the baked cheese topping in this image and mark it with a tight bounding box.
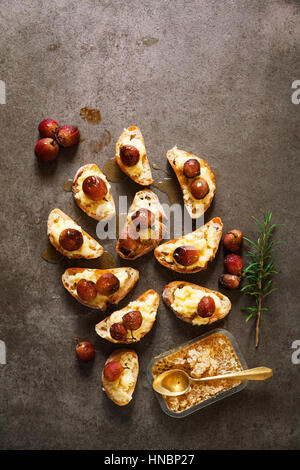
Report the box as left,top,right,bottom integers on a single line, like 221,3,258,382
97,292,158,342
104,353,137,404
126,198,154,242
49,213,101,257
74,166,115,220
67,269,129,307
107,293,157,340
118,128,146,177
139,227,156,242
156,221,221,270
124,193,164,244
171,286,222,326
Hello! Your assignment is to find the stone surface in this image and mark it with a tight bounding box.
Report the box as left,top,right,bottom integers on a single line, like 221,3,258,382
0,0,299,450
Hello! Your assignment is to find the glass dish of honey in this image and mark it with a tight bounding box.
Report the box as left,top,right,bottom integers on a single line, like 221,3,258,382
148,328,248,418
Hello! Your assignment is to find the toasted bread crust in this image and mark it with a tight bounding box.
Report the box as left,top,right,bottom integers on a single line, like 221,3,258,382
162,281,231,325
167,147,216,219
154,217,223,273
102,349,139,406
62,267,139,310
47,208,104,259
116,190,167,260
115,126,153,185
95,289,159,344
72,163,115,221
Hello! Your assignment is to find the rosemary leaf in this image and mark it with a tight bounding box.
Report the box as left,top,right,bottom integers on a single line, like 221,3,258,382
241,211,282,347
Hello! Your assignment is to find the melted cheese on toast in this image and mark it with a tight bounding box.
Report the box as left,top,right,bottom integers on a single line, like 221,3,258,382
48,210,102,258
155,219,221,270
118,128,146,178
96,292,158,342
73,165,115,220
168,147,216,218
171,285,222,326
104,352,137,404
66,269,129,307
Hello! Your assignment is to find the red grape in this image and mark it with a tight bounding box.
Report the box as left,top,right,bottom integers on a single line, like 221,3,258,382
224,253,243,275
82,175,107,201
223,230,243,252
123,310,143,330
35,138,59,162
131,209,154,230
59,228,83,251
96,273,120,296
76,279,97,301
56,125,80,147
197,296,215,317
219,274,240,290
74,339,95,362
110,323,127,341
183,158,200,178
103,361,124,381
173,246,199,266
190,178,209,199
38,119,59,138
120,145,140,166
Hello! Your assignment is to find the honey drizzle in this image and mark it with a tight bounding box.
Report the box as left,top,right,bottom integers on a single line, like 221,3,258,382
80,107,101,124
103,158,126,183
42,245,63,264
63,179,73,192
152,178,181,205
98,251,117,269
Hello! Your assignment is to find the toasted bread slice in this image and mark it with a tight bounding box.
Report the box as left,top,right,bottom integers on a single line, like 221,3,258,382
72,163,115,221
162,281,231,326
62,267,139,310
115,126,153,185
95,290,159,344
116,190,167,260
167,147,216,219
102,349,139,406
154,217,223,273
47,208,103,259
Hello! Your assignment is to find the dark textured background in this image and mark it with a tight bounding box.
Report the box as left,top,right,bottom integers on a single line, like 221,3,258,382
1,0,300,450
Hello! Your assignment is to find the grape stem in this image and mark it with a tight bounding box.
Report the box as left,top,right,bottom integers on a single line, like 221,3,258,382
128,330,137,342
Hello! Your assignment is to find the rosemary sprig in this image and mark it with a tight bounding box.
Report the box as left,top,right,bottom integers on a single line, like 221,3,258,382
241,211,283,347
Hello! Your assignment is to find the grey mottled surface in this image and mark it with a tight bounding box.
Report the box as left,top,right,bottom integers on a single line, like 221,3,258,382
0,0,300,450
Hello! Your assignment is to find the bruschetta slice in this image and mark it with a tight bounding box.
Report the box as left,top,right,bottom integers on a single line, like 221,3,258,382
72,163,115,221
162,281,231,326
154,217,223,273
102,349,139,406
62,267,139,310
116,190,167,260
167,147,216,219
95,290,159,344
47,208,103,259
115,126,153,185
